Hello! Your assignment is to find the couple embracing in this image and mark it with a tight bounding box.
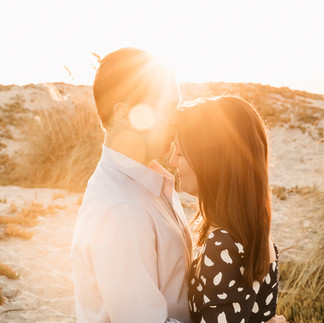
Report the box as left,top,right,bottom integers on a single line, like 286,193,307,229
71,48,285,323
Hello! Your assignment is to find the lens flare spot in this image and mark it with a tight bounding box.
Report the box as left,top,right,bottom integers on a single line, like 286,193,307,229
128,104,155,131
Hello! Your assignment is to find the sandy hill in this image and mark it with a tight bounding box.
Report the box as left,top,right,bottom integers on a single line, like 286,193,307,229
0,82,323,321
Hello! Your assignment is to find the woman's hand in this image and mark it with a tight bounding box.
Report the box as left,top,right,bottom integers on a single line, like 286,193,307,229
266,315,286,323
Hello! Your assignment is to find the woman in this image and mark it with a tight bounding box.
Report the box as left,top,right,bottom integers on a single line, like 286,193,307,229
170,96,278,323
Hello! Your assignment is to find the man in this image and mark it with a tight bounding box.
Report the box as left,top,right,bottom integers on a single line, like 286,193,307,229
71,47,286,323
71,47,192,322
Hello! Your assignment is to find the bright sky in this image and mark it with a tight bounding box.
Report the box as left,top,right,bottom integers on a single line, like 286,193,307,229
1,0,323,94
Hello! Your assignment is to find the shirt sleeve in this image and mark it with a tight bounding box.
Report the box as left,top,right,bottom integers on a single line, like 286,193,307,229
89,203,183,323
197,230,256,323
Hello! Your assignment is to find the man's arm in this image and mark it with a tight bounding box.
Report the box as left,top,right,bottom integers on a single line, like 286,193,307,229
90,203,181,323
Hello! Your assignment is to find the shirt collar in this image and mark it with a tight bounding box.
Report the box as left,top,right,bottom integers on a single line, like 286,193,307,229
100,145,174,197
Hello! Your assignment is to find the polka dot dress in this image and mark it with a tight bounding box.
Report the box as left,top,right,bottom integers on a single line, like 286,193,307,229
188,229,279,323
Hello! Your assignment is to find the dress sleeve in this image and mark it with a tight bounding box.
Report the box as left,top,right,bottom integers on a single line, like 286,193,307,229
197,230,256,323
89,203,181,323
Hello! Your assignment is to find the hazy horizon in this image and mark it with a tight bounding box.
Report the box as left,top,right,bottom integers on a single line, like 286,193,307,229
1,0,323,95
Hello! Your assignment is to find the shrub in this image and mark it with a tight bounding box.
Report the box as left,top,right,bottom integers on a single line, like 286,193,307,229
5,224,33,240
278,230,324,322
0,288,4,305
277,187,324,322
0,202,53,227
0,213,38,227
271,185,288,200
16,99,104,191
0,263,19,279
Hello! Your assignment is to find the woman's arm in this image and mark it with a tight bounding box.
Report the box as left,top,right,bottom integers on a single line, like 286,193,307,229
194,230,256,322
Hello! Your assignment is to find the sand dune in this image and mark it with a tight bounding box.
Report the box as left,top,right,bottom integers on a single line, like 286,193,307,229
0,82,323,321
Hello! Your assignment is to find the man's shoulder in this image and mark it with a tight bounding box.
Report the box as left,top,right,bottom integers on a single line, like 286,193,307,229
85,164,140,205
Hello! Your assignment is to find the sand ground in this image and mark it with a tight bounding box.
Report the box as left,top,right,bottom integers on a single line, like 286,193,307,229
0,83,323,321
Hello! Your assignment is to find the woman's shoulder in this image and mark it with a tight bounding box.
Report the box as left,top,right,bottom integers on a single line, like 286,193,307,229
205,228,244,255
199,228,245,281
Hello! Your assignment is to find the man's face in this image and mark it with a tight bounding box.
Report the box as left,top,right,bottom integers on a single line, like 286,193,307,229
144,96,180,161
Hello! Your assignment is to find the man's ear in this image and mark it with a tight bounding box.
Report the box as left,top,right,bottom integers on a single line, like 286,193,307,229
113,103,130,126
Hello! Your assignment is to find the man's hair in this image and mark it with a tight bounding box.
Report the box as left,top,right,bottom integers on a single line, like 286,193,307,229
93,47,179,128
177,96,271,286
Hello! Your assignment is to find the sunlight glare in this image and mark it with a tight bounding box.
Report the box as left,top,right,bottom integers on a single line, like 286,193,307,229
128,104,155,131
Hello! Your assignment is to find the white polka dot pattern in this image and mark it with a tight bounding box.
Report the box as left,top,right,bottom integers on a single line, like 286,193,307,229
235,242,244,253
203,294,210,303
213,272,222,286
218,312,227,323
252,281,260,294
233,302,241,313
217,293,227,299
266,293,273,305
220,249,233,264
204,255,214,267
252,302,259,313
228,280,235,287
188,229,279,323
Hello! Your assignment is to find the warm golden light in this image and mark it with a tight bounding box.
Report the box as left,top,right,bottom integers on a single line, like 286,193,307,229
128,104,155,131
110,130,146,163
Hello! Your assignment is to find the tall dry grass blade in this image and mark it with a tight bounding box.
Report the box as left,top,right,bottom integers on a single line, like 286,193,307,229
16,99,104,191
278,209,324,322
0,263,19,279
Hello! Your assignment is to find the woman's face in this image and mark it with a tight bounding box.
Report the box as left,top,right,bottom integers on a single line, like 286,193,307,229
169,136,199,197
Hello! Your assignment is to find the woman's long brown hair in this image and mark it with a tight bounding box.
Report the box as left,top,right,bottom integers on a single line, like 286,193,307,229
177,96,271,286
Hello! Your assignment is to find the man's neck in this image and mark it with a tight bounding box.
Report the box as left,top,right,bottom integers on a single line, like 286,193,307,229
104,130,150,166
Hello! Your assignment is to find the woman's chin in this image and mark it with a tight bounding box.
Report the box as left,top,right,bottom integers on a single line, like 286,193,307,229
178,182,187,193
179,183,196,197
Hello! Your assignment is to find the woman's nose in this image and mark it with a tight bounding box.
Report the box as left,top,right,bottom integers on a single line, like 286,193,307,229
169,152,177,169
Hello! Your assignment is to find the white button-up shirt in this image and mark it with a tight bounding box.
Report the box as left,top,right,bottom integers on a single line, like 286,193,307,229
71,145,193,323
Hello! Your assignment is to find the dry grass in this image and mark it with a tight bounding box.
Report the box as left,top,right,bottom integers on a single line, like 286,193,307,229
271,185,319,200
180,82,324,129
0,202,57,227
0,212,38,227
276,186,324,322
1,82,323,190
0,288,4,305
278,229,324,322
0,95,29,141
5,224,33,240
14,99,104,192
52,193,65,200
0,85,14,92
272,185,289,200
8,202,17,214
0,263,19,280
0,154,16,185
